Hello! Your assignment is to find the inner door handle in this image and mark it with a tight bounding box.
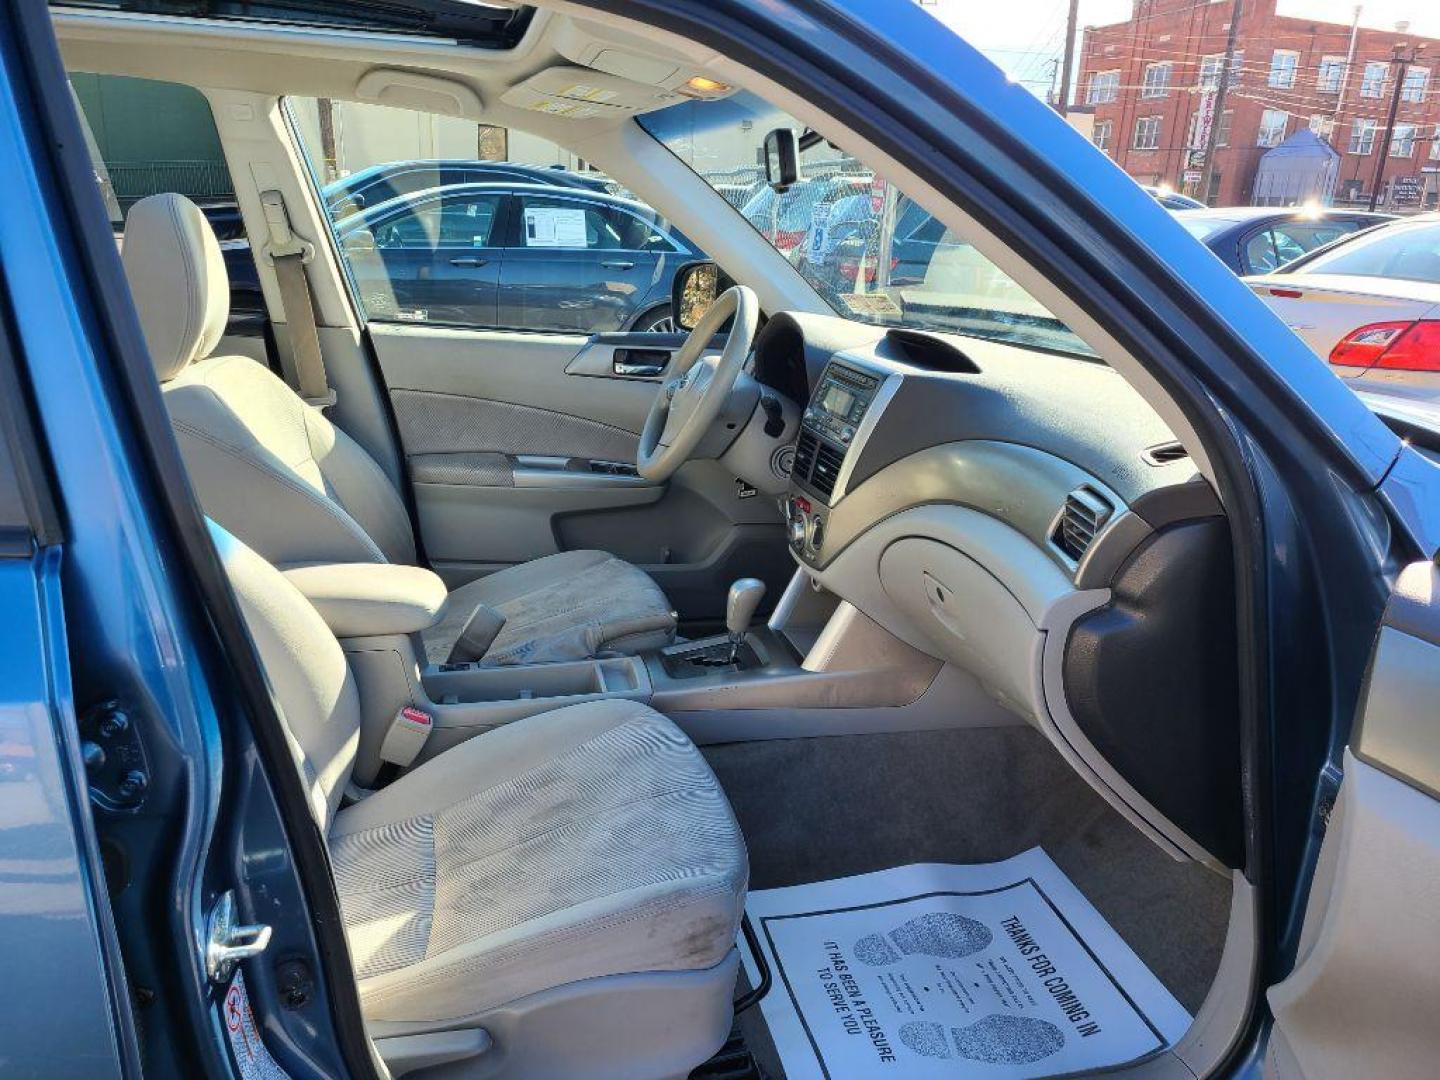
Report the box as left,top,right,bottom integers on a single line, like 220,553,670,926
613,348,669,377
449,257,488,267
601,260,635,270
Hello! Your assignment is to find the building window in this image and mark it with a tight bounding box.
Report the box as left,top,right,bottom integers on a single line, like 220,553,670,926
1216,109,1232,147
1093,119,1113,152
1431,125,1440,160
1258,109,1289,147
1317,55,1347,94
1141,62,1172,98
1401,66,1429,103
1269,50,1299,89
1086,70,1119,105
1199,52,1242,90
1360,61,1388,98
1309,115,1336,141
1349,118,1378,154
1133,115,1162,151
1391,123,1417,157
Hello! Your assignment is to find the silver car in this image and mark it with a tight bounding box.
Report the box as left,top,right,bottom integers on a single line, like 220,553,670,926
1248,214,1440,403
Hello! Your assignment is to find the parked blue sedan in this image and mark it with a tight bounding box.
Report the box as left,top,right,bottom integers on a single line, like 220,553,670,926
333,182,701,333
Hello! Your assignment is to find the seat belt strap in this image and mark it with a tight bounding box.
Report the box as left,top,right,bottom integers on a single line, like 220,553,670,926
379,706,433,769
260,189,335,409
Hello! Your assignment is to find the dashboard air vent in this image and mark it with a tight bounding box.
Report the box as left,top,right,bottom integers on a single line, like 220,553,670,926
1053,487,1113,562
1144,441,1188,466
809,442,846,499
793,429,819,482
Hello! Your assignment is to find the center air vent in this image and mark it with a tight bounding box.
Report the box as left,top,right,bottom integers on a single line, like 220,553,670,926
793,430,818,481
1143,441,1189,466
1053,487,1114,562
809,442,845,499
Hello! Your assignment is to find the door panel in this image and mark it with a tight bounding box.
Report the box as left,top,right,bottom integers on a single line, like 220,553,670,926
369,324,789,618
1266,561,1440,1080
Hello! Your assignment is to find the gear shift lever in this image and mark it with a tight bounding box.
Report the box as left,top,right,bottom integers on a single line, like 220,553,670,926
726,578,766,662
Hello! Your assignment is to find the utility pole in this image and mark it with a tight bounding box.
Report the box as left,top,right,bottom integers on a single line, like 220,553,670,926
1055,0,1080,116
1197,0,1243,207
1369,43,1421,212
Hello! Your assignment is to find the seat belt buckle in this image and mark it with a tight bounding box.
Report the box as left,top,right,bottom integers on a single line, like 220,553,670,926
379,706,433,769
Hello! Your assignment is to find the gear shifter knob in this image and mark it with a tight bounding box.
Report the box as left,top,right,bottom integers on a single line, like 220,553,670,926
726,578,767,645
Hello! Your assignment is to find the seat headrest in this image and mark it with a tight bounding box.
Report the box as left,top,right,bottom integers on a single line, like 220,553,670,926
121,193,231,382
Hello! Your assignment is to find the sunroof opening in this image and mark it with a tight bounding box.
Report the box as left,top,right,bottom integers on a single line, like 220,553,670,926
52,1,537,49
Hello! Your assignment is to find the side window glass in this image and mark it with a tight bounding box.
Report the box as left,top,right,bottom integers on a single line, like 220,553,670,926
68,72,263,329
372,193,503,250
1245,229,1281,273
290,98,688,334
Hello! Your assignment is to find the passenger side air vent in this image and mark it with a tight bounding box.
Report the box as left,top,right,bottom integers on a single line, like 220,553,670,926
793,429,819,482
809,442,845,499
1143,441,1189,466
1053,487,1113,562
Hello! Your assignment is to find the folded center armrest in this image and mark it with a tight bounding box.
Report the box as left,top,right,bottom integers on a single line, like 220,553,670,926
282,563,448,639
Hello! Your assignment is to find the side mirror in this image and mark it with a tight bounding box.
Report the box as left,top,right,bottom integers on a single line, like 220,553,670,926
763,128,799,192
671,260,736,331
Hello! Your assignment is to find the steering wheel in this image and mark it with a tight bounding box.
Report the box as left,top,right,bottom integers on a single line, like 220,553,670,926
637,285,759,482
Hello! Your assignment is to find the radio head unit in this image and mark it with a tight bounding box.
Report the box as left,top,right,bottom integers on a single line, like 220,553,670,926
802,363,880,447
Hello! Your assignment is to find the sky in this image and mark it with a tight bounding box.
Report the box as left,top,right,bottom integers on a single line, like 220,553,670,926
916,0,1440,101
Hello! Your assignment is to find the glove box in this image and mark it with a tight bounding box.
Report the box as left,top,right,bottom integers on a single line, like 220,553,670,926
878,536,1040,719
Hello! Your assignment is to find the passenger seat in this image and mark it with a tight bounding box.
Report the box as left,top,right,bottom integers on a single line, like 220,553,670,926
211,522,748,1078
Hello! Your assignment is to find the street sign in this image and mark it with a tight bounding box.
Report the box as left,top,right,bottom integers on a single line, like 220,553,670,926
1183,170,1203,184
1391,175,1424,206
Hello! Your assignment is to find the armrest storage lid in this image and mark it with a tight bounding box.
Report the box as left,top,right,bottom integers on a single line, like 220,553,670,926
282,563,447,638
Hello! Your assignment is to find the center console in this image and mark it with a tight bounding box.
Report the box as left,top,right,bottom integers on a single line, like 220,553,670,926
785,360,885,561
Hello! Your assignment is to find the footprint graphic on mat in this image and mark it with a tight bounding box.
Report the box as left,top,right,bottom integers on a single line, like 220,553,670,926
853,911,993,966
953,1014,1066,1064
899,1021,952,1059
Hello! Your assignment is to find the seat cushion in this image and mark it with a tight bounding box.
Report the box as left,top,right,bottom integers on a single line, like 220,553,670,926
328,699,747,1024
422,550,677,666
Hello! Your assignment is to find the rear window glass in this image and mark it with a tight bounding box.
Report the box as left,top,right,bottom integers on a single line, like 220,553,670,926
1298,221,1440,286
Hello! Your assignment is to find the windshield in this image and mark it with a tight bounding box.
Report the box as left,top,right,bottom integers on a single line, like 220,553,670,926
639,92,1096,360
1297,221,1440,286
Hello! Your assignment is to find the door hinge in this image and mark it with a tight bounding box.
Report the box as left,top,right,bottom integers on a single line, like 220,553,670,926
205,891,272,985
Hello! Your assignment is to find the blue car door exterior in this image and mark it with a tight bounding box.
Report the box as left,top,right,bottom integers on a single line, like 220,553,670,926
498,190,665,333
346,188,504,327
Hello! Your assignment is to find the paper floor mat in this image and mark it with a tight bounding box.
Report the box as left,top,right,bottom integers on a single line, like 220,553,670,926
740,848,1191,1079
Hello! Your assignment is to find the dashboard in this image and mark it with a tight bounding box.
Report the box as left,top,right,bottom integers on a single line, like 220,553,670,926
753,311,1243,871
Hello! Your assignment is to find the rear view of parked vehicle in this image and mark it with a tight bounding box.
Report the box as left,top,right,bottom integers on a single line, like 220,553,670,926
1249,215,1440,402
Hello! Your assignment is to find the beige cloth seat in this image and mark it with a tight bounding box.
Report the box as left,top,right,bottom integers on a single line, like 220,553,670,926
213,521,747,1074
122,192,676,666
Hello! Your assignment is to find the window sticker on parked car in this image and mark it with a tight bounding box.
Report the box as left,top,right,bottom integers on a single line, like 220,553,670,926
524,205,588,247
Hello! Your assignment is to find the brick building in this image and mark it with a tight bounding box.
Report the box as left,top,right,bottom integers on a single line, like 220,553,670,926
1075,0,1440,209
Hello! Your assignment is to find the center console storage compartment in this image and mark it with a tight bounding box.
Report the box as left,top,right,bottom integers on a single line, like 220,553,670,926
422,655,646,704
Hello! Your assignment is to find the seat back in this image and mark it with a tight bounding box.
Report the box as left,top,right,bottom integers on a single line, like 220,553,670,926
122,194,415,568
210,521,359,830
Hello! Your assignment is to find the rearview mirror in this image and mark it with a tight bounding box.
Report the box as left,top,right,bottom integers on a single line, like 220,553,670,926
671,260,736,331
763,128,799,192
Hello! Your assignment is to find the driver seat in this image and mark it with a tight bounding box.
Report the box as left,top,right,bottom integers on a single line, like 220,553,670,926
122,193,676,666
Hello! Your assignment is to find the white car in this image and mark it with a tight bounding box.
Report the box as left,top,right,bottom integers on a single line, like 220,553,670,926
1247,213,1440,403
